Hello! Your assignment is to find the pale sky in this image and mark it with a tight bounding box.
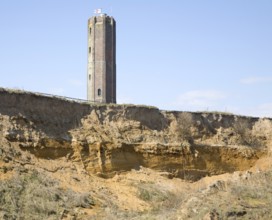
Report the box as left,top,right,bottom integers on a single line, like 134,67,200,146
0,1,272,117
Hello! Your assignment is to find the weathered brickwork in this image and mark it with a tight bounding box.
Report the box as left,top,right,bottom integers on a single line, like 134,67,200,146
87,14,116,103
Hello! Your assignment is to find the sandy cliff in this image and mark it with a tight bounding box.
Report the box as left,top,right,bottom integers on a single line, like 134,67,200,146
1,88,272,219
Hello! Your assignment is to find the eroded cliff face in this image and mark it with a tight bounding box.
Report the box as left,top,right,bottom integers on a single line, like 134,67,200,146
0,88,271,180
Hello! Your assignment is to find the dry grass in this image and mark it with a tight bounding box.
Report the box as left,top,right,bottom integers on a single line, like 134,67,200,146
176,170,272,219
0,169,94,220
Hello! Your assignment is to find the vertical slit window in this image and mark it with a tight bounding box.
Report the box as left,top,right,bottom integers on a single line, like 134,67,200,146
98,89,101,96
89,47,91,53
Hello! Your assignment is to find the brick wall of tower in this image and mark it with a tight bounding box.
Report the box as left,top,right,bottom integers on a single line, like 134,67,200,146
87,15,116,103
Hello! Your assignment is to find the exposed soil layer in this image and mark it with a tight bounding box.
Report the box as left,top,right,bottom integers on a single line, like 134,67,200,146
0,88,270,179
1,88,272,219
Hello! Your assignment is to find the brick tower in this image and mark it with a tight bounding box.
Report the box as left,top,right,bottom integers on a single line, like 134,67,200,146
87,13,116,103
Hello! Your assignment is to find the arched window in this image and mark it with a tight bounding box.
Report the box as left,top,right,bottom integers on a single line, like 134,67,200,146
98,89,101,96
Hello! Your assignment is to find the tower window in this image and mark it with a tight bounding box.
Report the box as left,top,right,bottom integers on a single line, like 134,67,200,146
89,47,91,53
89,74,91,80
90,28,92,35
98,89,101,96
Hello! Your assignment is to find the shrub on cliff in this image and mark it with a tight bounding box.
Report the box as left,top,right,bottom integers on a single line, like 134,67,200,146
233,118,261,147
176,112,193,142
